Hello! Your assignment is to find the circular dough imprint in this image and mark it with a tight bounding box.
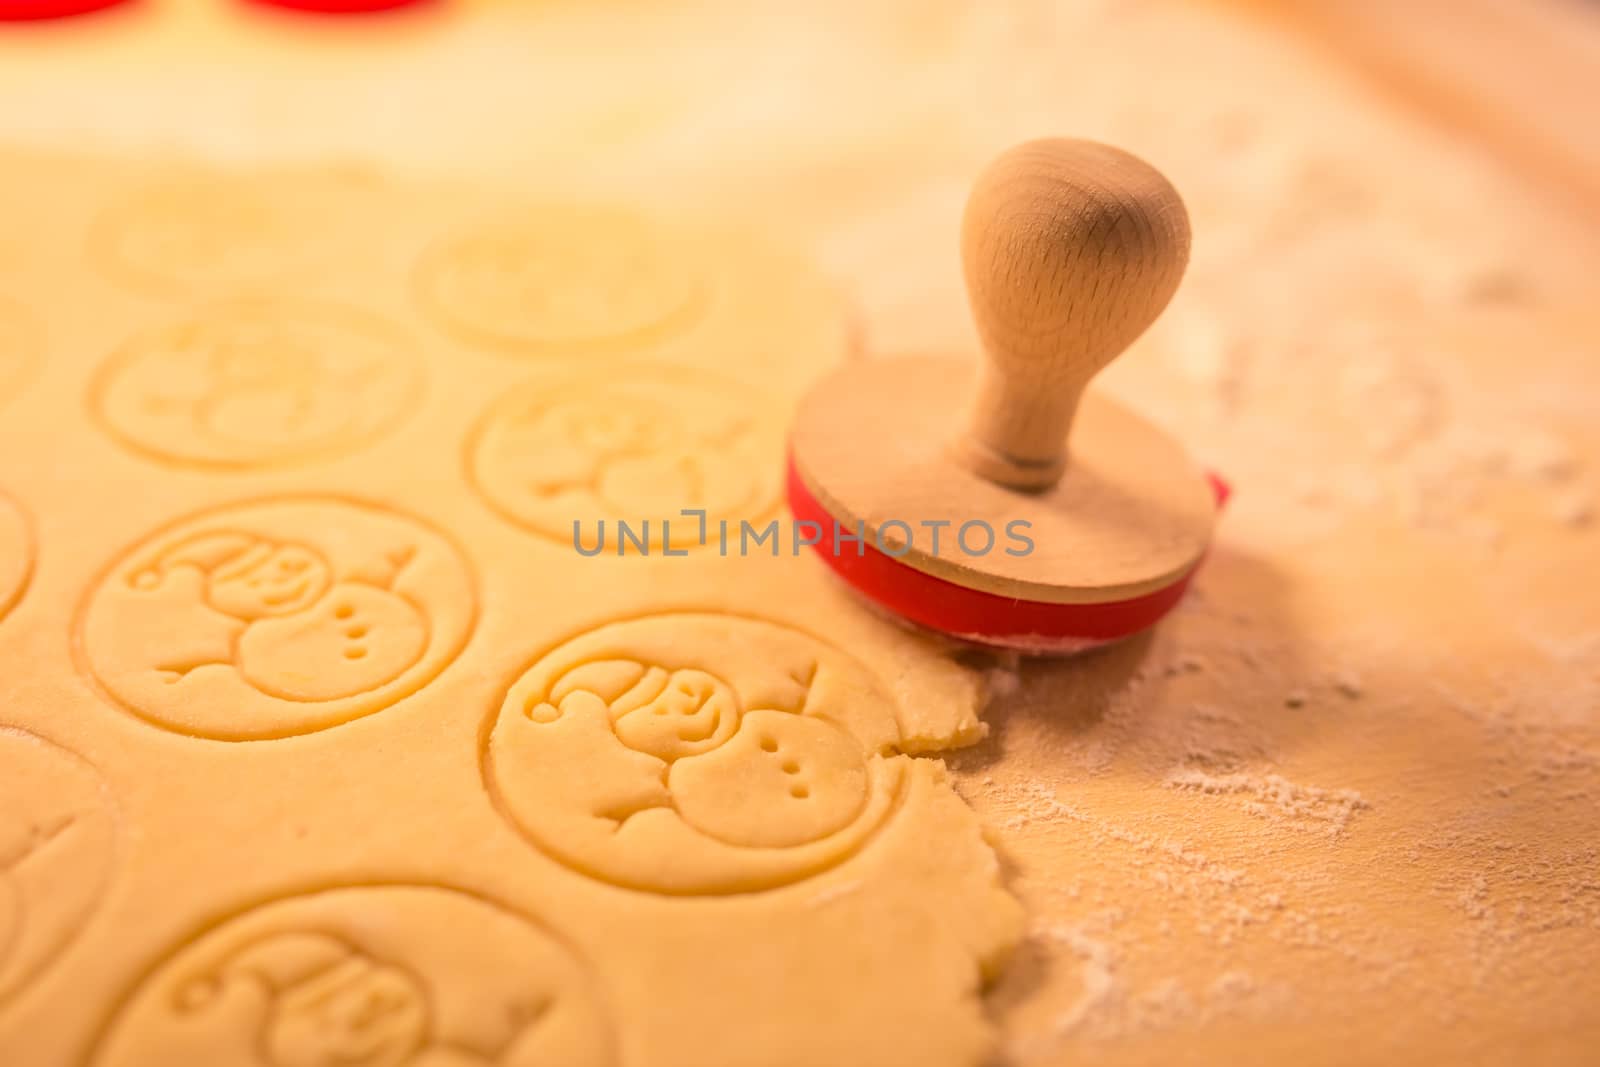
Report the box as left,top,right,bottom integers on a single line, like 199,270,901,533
89,886,617,1067
89,301,423,470
77,497,476,741
467,368,783,553
484,613,906,895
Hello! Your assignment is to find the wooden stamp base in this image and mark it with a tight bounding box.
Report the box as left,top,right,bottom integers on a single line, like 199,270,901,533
789,355,1219,607
787,451,1228,652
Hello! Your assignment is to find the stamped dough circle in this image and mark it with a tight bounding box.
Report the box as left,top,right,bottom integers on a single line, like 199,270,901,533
0,297,39,410
0,727,118,1009
78,497,477,741
90,885,617,1067
415,206,706,354
90,301,423,469
484,613,907,895
90,176,328,297
0,491,33,625
468,368,783,551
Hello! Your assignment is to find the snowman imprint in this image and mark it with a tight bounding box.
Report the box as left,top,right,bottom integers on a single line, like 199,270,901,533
486,614,906,894
80,499,475,740
90,887,616,1067
469,369,782,552
129,533,425,703
169,934,550,1067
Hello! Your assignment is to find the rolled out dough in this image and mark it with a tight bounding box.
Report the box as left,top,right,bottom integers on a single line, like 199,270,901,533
5,0,1600,1064
0,148,1020,1067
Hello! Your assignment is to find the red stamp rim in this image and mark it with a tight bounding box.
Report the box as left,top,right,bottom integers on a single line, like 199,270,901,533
0,0,133,21
786,450,1229,651
242,0,433,14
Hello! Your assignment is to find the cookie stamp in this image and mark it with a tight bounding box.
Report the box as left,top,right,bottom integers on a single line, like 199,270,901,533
467,368,782,552
483,613,908,895
788,138,1222,653
90,301,423,470
77,497,477,741
0,727,118,1011
90,885,616,1067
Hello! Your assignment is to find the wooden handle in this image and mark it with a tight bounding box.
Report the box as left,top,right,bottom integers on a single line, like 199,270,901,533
956,138,1191,490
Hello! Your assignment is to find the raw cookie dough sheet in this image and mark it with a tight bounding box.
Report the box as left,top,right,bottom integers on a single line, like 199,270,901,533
2,1,1600,1065
0,150,1020,1067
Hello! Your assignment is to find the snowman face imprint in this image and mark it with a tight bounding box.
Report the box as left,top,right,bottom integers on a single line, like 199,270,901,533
0,728,118,1010
90,302,422,470
205,541,333,620
485,613,906,895
606,665,742,762
541,396,670,463
90,887,618,1067
80,499,476,740
562,402,664,455
468,369,783,552
416,207,706,354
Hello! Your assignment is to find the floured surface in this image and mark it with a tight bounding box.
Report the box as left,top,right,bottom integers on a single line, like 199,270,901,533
0,149,1017,1067
841,5,1599,1065
1,1,1598,1065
